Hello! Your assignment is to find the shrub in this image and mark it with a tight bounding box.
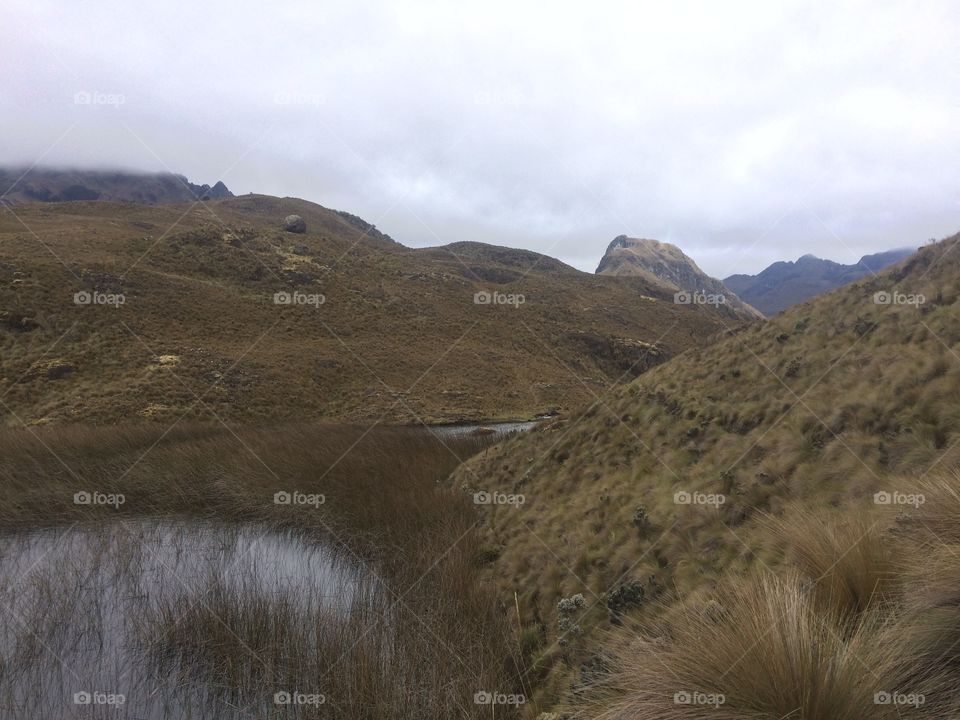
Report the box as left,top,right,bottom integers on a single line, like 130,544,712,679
605,580,645,623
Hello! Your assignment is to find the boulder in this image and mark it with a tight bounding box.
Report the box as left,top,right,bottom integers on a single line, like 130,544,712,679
284,215,306,234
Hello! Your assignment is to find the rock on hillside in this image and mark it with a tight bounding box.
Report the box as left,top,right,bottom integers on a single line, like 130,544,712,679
596,235,763,320
283,214,307,233
724,247,915,316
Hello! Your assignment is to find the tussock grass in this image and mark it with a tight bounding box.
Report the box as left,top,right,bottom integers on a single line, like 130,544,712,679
893,471,960,680
903,471,960,545
901,547,960,676
589,573,928,720
584,470,960,719
771,508,897,617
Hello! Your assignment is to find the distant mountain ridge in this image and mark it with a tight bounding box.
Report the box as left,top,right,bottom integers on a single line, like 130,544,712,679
724,248,915,316
596,235,763,321
0,167,233,205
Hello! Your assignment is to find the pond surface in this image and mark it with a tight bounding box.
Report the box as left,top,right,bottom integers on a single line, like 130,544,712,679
0,519,368,719
426,420,540,438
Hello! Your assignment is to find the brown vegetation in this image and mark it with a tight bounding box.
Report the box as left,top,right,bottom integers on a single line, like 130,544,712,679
452,233,960,710
0,422,528,718
0,196,738,427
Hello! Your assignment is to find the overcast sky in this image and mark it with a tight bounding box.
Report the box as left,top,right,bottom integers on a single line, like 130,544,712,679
2,0,958,277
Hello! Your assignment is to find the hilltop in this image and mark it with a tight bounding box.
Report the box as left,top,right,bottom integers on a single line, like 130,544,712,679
0,167,233,205
596,235,762,320
452,233,957,709
0,194,740,427
724,247,915,315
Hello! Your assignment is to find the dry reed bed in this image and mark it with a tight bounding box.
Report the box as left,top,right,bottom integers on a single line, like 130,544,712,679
0,422,527,719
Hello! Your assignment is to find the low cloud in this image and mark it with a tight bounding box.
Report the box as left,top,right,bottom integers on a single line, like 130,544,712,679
2,0,958,276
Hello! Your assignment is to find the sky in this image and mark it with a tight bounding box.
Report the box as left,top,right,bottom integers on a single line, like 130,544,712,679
1,0,958,278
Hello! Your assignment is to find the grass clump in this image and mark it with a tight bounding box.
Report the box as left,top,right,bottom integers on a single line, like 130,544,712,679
590,573,941,720
772,508,897,617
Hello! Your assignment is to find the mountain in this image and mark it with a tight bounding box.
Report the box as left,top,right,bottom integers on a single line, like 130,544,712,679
596,235,763,320
0,167,234,205
453,231,960,710
724,247,915,316
0,193,743,427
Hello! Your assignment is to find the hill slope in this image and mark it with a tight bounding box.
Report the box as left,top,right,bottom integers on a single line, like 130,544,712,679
454,234,956,708
0,167,233,205
597,235,762,320
724,247,915,315
0,195,739,426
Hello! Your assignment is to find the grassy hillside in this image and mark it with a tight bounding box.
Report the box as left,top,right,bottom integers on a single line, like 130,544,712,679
0,196,739,426
452,233,960,711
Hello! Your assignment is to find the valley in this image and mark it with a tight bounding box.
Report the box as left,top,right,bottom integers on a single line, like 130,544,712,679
2,177,958,717
3,164,960,718
5,2,957,717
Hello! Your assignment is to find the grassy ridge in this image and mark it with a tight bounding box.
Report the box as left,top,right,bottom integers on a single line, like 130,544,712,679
451,233,960,709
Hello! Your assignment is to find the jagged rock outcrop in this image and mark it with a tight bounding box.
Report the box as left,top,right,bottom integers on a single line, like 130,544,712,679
596,235,763,321
0,167,234,205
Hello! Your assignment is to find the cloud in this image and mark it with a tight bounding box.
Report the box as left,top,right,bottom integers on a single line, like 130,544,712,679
2,0,958,276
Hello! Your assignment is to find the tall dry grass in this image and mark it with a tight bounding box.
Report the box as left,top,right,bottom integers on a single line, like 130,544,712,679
583,471,960,720
770,508,898,617
0,422,527,719
588,572,933,720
